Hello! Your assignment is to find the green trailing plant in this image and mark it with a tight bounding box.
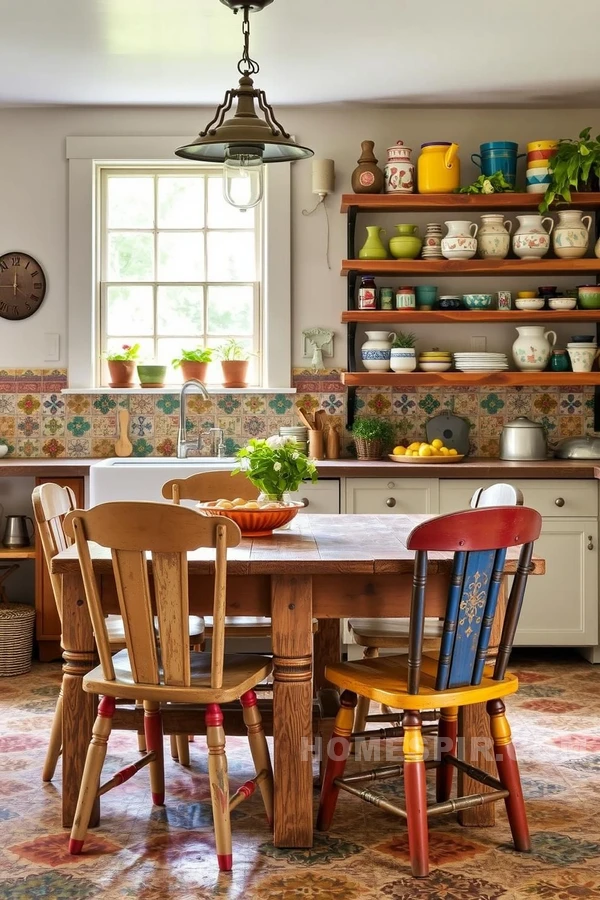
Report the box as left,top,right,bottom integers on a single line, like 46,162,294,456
457,171,514,194
539,127,600,213
171,347,214,367
351,416,395,446
392,331,417,349
216,338,252,361
233,436,318,500
106,343,141,361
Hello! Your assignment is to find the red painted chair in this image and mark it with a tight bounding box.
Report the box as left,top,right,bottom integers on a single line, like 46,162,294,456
317,505,541,878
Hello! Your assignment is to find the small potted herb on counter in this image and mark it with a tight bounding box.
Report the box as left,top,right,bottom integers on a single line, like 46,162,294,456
172,347,214,383
106,343,141,388
539,128,600,213
351,417,395,460
217,339,253,388
390,331,417,373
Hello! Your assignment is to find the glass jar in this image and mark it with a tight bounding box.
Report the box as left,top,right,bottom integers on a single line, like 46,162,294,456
550,350,571,373
357,275,377,309
379,287,394,310
395,285,416,309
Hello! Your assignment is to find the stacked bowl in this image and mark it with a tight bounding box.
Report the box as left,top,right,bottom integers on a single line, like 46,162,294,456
526,140,557,194
418,350,452,372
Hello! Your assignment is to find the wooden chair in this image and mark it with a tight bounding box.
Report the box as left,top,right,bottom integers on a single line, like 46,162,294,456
317,505,541,878
63,500,273,873
32,484,204,780
349,483,524,732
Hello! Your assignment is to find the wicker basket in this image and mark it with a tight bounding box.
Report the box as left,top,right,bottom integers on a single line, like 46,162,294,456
0,603,35,676
354,437,384,460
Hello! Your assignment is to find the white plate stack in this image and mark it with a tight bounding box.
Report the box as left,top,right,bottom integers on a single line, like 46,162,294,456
453,352,509,373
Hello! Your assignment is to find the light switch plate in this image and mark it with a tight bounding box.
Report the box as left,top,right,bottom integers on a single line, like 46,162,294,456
44,333,60,361
470,336,487,352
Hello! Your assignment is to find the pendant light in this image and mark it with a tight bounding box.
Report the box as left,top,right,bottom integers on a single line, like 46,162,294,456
176,0,313,210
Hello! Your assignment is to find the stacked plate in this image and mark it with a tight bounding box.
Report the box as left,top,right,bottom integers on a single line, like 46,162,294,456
418,350,452,372
453,352,509,373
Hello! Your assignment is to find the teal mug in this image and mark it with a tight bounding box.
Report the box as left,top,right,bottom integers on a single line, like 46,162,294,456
415,285,438,308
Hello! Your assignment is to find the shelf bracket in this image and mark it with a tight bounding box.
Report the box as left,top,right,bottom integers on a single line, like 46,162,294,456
347,205,358,260
595,321,600,432
346,387,357,430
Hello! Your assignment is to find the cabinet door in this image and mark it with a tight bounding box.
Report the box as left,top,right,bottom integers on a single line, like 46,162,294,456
439,479,598,517
288,479,340,515
34,477,85,650
514,518,598,646
345,478,438,515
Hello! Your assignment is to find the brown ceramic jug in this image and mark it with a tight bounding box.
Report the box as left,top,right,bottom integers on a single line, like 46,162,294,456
351,140,384,193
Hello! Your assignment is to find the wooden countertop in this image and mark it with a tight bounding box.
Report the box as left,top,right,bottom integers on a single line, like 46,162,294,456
0,456,600,480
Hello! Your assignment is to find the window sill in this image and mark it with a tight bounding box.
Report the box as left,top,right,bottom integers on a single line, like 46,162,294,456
60,386,297,396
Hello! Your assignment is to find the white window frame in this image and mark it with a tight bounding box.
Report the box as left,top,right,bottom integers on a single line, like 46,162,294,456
66,136,291,390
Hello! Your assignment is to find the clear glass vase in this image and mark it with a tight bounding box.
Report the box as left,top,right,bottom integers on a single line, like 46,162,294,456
258,491,293,529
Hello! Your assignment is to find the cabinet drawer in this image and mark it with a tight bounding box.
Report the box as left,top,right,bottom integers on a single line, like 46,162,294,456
289,480,340,515
439,479,598,517
346,478,438,515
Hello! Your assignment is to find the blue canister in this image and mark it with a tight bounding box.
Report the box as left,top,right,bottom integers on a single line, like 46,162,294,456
471,141,526,188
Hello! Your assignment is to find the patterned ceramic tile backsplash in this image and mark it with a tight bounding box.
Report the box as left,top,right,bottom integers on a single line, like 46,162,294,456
0,368,595,458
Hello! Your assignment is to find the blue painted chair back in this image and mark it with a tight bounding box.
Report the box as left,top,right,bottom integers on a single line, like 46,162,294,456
406,506,542,694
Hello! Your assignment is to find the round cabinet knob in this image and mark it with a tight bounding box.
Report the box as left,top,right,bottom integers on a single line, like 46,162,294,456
386,497,396,508
300,498,309,508
588,536,594,551
555,497,565,507
387,482,395,489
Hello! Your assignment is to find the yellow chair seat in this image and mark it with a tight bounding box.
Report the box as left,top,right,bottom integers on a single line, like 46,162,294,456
325,652,518,712
83,648,272,705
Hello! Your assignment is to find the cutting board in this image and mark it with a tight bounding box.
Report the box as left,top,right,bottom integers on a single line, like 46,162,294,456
426,413,470,456
114,409,133,457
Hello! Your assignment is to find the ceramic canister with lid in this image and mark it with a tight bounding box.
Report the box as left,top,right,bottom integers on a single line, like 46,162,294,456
384,140,415,193
395,286,416,309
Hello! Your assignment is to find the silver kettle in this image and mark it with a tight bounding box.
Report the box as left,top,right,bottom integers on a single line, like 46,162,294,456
499,416,547,461
2,515,34,548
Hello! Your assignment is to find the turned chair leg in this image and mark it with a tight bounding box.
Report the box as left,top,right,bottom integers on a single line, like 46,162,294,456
241,690,274,827
170,734,179,760
176,734,191,767
487,698,531,852
436,705,458,802
206,704,232,872
316,690,357,832
69,695,115,855
42,682,63,782
136,700,147,753
144,701,165,806
403,710,429,878
353,647,378,734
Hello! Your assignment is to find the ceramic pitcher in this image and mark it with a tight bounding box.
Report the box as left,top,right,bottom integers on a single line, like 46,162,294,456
358,226,388,260
477,214,513,259
512,326,557,371
361,331,395,372
553,209,592,259
512,214,553,260
384,141,415,194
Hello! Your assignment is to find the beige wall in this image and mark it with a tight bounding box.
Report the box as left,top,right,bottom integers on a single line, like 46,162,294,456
0,105,597,371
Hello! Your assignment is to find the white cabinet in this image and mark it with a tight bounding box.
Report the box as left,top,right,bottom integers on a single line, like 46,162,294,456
289,479,340,514
345,478,439,515
439,478,599,646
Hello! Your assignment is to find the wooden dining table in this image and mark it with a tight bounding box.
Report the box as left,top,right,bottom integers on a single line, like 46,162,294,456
51,513,544,848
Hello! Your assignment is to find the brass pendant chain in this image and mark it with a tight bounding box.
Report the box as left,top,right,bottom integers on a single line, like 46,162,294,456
237,5,260,76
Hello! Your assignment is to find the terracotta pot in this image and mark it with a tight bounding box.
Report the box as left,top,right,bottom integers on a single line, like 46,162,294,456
179,361,209,383
107,360,136,388
220,360,249,388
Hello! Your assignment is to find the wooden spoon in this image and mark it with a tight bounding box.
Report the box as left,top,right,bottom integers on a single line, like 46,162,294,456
114,409,133,457
315,409,327,431
295,404,315,430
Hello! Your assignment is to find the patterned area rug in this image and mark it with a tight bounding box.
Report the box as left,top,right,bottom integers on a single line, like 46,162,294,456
1,651,600,899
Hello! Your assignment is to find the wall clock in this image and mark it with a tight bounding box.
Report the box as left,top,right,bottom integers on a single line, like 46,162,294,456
0,251,47,321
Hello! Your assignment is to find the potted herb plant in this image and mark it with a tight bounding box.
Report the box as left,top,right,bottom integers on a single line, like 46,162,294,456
217,339,252,388
172,347,214,383
539,127,600,214
390,331,417,373
106,343,141,388
351,417,395,460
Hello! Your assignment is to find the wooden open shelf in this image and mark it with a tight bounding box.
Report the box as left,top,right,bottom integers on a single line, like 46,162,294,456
0,545,36,559
342,309,600,324
342,372,600,388
341,192,600,213
341,258,600,276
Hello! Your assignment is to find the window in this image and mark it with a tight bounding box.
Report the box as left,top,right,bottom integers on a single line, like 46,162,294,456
99,167,261,386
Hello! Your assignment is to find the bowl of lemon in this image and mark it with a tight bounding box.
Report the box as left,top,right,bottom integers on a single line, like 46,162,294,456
389,439,463,463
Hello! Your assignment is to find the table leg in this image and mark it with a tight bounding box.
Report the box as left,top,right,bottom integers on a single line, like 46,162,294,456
271,575,313,847
60,572,97,828
313,618,340,692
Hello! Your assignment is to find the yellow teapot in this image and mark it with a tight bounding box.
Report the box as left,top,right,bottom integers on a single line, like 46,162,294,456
417,141,460,193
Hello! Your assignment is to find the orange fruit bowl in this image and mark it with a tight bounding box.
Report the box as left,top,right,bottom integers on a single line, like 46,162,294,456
197,501,304,537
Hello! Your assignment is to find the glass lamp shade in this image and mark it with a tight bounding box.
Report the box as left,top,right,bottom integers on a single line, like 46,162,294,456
223,149,264,209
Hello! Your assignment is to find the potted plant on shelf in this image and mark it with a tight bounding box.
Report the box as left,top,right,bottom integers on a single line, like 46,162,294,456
137,360,168,388
539,127,600,213
106,343,141,388
390,332,417,372
217,339,252,388
172,347,214,383
233,435,318,502
351,417,395,460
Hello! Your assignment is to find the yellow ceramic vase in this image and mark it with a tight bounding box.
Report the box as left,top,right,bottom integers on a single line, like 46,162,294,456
417,142,460,193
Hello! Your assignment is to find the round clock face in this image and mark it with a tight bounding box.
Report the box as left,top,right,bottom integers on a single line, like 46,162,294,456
0,252,47,321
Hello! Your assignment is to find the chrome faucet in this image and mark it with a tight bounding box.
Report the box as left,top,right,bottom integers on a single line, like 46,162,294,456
177,379,225,458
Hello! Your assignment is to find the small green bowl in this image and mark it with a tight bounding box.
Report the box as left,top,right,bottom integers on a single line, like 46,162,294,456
137,364,167,386
578,286,600,310
462,293,493,309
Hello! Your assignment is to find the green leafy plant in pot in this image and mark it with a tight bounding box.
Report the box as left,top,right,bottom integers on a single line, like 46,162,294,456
539,128,600,214
105,343,141,388
351,416,395,460
172,347,214,383
217,339,253,388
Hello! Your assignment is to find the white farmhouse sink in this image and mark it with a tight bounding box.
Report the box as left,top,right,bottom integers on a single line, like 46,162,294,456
90,457,236,504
